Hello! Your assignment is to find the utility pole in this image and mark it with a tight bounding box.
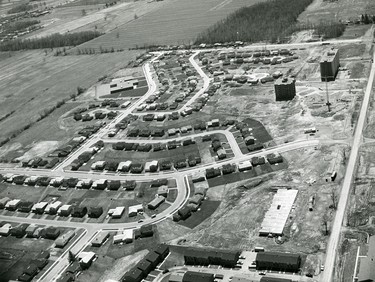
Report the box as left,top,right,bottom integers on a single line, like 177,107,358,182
325,77,331,112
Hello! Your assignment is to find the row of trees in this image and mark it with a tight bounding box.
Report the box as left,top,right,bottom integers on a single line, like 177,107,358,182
360,14,375,24
7,3,33,14
0,31,102,51
2,19,40,34
195,0,314,44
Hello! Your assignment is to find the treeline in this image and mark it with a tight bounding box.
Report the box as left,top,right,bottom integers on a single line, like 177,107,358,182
313,22,346,39
196,0,314,44
3,19,40,33
0,31,102,51
7,3,33,14
286,21,346,40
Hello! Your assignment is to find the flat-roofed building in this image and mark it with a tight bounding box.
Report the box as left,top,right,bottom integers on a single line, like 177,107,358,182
274,77,296,101
256,252,301,273
320,48,340,81
259,189,298,237
112,206,125,218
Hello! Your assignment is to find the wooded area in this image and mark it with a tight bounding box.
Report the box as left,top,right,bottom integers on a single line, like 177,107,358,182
195,0,345,44
0,31,102,51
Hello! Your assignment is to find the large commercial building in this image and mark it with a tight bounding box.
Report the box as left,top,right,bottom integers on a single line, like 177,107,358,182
256,252,301,272
274,77,296,101
320,49,340,81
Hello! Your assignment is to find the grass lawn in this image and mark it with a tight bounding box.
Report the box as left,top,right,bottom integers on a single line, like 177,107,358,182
0,183,50,203
178,200,221,229
167,189,178,202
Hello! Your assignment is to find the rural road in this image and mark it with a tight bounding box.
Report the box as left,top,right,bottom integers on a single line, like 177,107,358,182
321,48,375,281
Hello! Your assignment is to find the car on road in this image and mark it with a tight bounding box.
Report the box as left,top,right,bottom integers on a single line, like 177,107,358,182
321,264,325,271
151,214,156,218
138,219,144,223
259,272,266,276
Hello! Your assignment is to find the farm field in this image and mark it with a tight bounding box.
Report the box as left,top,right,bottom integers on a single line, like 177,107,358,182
0,49,140,156
27,0,164,39
76,0,268,51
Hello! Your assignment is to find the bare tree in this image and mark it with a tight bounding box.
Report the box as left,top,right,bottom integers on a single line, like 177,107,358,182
331,188,337,210
322,211,330,235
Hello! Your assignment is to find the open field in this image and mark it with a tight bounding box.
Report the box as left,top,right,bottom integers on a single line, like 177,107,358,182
0,101,82,161
76,0,268,51
0,49,139,152
298,0,375,24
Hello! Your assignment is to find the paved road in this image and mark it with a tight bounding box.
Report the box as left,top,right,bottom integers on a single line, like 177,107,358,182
102,129,243,158
321,48,375,282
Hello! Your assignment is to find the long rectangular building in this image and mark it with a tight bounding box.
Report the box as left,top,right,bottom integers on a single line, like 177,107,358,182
256,252,301,273
259,189,298,236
